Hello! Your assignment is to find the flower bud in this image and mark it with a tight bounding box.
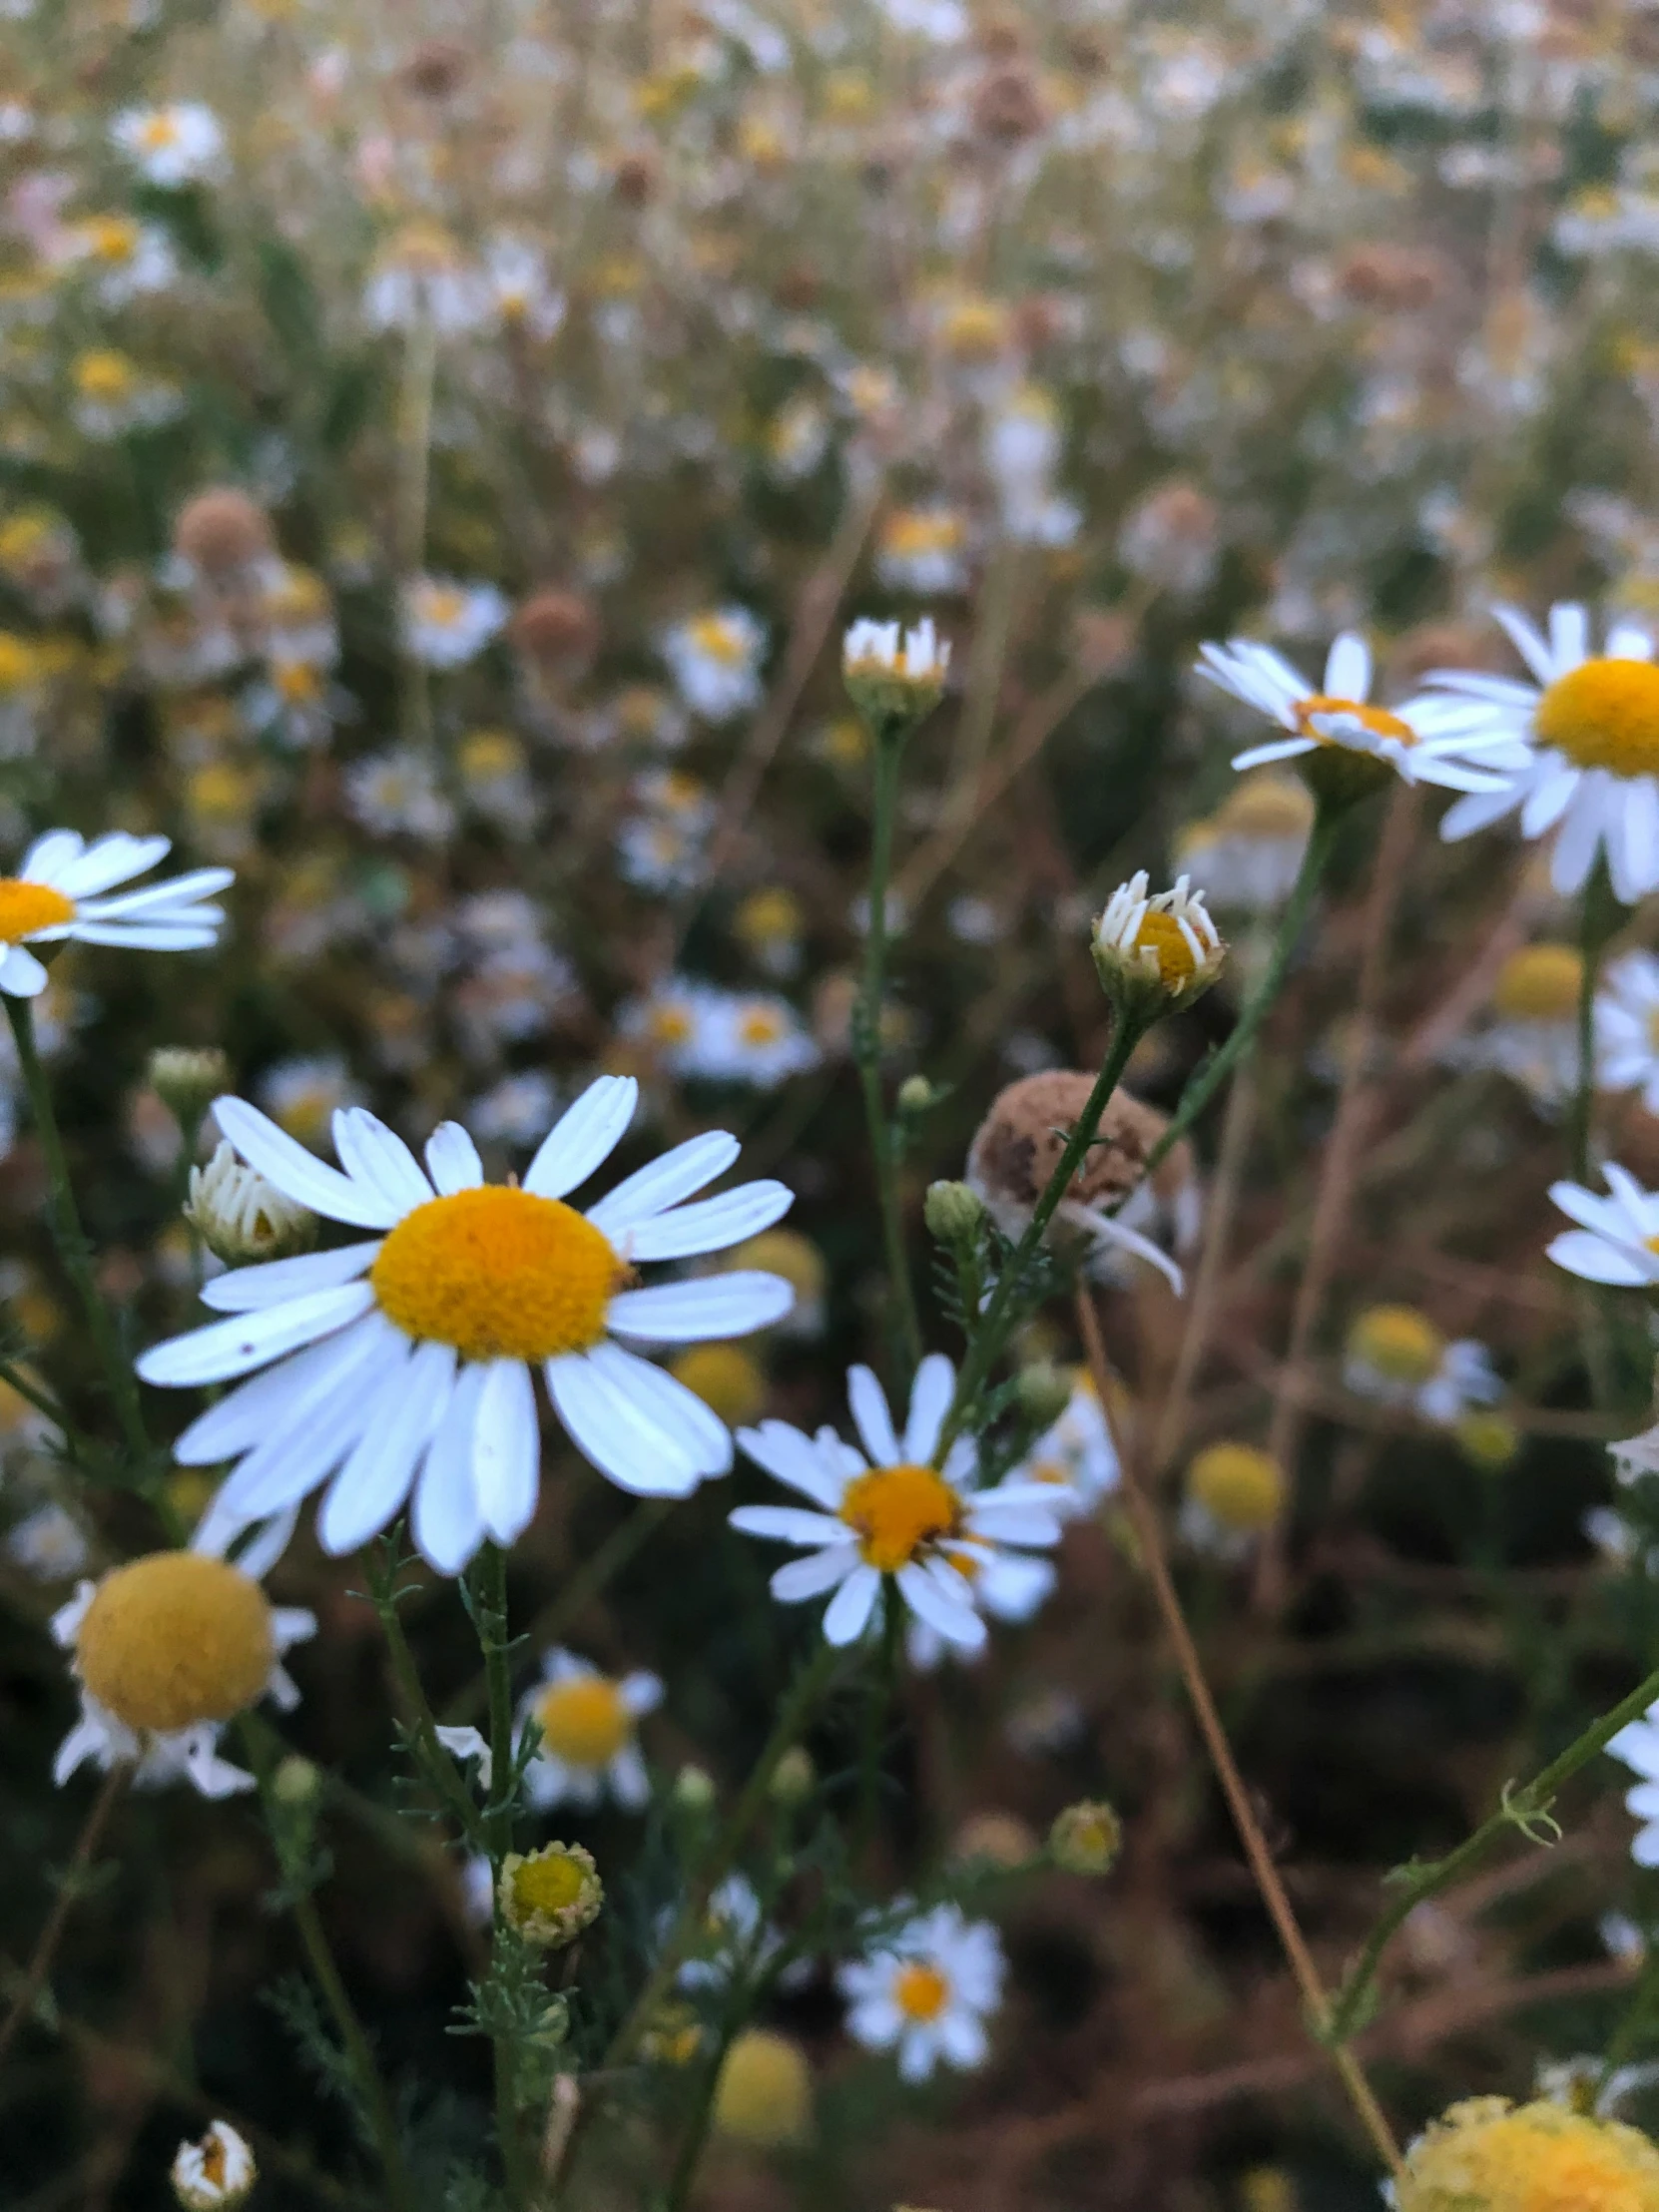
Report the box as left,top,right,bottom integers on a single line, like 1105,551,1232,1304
712,2028,813,2146
498,1843,603,1948
841,616,949,733
1092,871,1225,1020
924,1179,984,1244
148,1047,231,1131
769,1745,815,1804
674,1762,717,1812
897,1073,938,1115
1016,1362,1073,1432
171,2121,256,2210
273,1753,320,1807
1049,1799,1123,1876
186,1140,316,1266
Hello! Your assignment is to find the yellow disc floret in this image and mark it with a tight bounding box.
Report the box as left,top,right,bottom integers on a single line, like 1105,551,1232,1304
712,2029,813,2146
0,878,73,944
1536,658,1659,778
1294,695,1417,749
1348,1303,1444,1385
838,1462,960,1572
535,1674,630,1767
1491,943,1582,1023
669,1344,767,1425
893,1960,949,2020
369,1186,624,1364
1219,772,1317,839
1397,2094,1659,2212
76,1552,274,1733
1187,1442,1285,1533
1132,909,1201,990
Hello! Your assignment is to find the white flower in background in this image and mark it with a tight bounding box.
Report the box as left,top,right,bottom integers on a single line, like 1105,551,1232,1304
766,395,830,481
876,506,970,595
52,1516,313,1800
170,2120,256,2210
1535,2053,1659,2120
344,748,455,841
662,608,766,723
1612,1423,1659,1486
1342,1304,1502,1427
1546,1165,1659,1288
842,616,950,723
363,224,487,335
257,1055,360,1148
672,1873,808,1991
1416,1341,1503,1427
1598,949,1659,1113
1197,632,1529,792
112,104,224,187
696,992,821,1088
518,1647,661,1810
4,1502,88,1580
484,238,566,339
1175,773,1314,914
470,1069,561,1145
1447,942,1582,1116
1011,1371,1120,1517
0,830,232,998
58,216,178,305
400,576,508,669
136,1077,795,1573
1432,605,1659,902
732,1354,1064,1652
838,1904,1003,2081
1608,1704,1659,1868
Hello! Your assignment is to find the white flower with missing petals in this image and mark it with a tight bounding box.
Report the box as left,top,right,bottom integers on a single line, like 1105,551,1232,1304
1546,1164,1659,1288
171,2119,256,2209
136,1076,796,1574
0,830,232,998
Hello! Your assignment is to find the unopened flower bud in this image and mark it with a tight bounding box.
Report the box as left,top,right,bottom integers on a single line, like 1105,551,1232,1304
674,1762,716,1812
499,1843,603,1948
273,1753,320,1807
842,615,950,732
897,1073,938,1115
1016,1362,1073,1432
148,1047,231,1131
712,2028,813,2146
1092,871,1225,1019
1049,1799,1123,1876
186,1140,316,1266
171,2121,256,2209
924,1179,984,1244
769,1745,815,1804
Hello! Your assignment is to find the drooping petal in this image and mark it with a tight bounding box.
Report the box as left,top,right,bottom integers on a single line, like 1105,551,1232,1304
412,1363,488,1574
584,1343,732,1473
823,1562,881,1644
172,1316,397,1463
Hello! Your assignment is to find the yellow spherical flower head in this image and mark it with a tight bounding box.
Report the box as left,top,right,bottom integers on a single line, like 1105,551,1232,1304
1455,1408,1521,1471
498,1843,602,1948
1490,944,1583,1024
1347,1303,1445,1393
1186,1443,1285,1536
519,1650,662,1812
712,2029,813,2147
1535,660,1659,779
734,885,804,953
75,1552,274,1733
1398,2095,1659,2212
1049,1799,1123,1876
670,1344,767,1427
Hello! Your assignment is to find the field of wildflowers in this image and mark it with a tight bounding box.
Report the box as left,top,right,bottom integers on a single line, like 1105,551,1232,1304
16,2,1659,2208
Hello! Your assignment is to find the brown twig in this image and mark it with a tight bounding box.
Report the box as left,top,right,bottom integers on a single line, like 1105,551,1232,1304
0,1763,127,2070
1151,1064,1257,1474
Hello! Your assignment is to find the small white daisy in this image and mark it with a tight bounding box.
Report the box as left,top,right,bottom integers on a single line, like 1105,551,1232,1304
0,830,232,998
837,1903,1003,2082
517,1647,661,1810
661,608,766,723
111,104,224,187
170,2119,256,2210
136,1077,795,1574
731,1354,1064,1653
1598,949,1659,1113
1196,631,1528,792
669,1873,808,1992
1608,1704,1659,1868
1010,1371,1120,1517
5,1501,88,1580
1432,604,1659,901
484,238,566,339
1546,1164,1659,1288
400,576,509,669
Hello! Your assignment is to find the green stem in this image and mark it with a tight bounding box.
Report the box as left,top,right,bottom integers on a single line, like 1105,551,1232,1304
469,1543,530,2205
857,733,923,1377
1329,1656,1659,2043
855,1578,899,1861
369,1563,488,1848
5,993,153,1471
1570,856,1621,1186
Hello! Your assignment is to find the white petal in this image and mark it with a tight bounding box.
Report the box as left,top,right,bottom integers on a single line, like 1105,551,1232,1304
545,1353,705,1495
1492,604,1557,684
210,1326,401,1520
77,865,233,913
729,1504,847,1543
847,1364,900,1464
331,1107,433,1215
317,1341,455,1554
1230,737,1315,771
1551,784,1608,894
412,1363,489,1574
0,943,49,995
606,1273,793,1343
736,1418,845,1507
425,1122,484,1195
902,1354,955,1462
473,1358,541,1544
136,1281,377,1387
1550,602,1589,671
585,1343,732,1472
772,1545,858,1600
1547,1230,1654,1286
621,1181,794,1262
1323,632,1371,700
823,1562,881,1643
48,831,172,895
199,1241,382,1313
212,1095,402,1230
20,828,88,885
897,1559,985,1649
523,1075,638,1199
585,1129,740,1235
174,1320,390,1463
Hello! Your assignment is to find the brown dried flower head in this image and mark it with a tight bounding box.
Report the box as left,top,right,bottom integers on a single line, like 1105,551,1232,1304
173,488,274,579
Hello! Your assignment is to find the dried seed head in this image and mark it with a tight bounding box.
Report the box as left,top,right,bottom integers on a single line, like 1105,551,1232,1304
173,488,273,578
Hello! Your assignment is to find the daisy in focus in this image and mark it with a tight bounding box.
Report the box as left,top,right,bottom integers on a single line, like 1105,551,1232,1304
0,830,233,998
661,607,766,723
1431,603,1659,901
837,1904,1003,2082
518,1647,661,1811
1598,948,1659,1113
731,1354,1064,1652
136,1076,796,1573
1197,631,1528,794
1545,1164,1659,1288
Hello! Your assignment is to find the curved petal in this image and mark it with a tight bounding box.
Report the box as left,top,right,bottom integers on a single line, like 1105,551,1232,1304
584,1343,732,1473
846,1364,900,1464
172,1315,396,1463
211,1095,402,1230
331,1107,433,1216
425,1122,484,1195
897,1559,985,1650
412,1363,488,1574
1546,1230,1654,1286
585,1129,740,1235
606,1272,793,1343
772,1545,858,1600
524,1075,638,1199
736,1418,846,1506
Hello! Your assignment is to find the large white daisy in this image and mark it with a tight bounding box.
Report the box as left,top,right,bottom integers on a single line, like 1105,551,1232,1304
731,1354,1064,1653
1432,605,1659,901
136,1076,796,1573
1545,1163,1659,1288
0,830,233,998
1196,632,1529,793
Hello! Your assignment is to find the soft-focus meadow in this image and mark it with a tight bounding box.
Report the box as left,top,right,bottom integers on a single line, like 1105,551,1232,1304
18,3,1659,2209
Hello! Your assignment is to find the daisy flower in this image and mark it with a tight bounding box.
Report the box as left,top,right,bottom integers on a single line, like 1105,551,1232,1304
906,1539,1055,1670
111,104,224,187
837,1903,1003,2081
1546,1164,1659,1288
135,1076,796,1574
518,1647,661,1811
1598,948,1659,1113
400,576,509,669
0,830,233,998
731,1354,1064,1653
1011,1370,1120,1517
1432,604,1659,901
171,2121,256,2210
1606,1703,1659,1867
1196,631,1528,793
669,1872,809,1992
661,608,766,723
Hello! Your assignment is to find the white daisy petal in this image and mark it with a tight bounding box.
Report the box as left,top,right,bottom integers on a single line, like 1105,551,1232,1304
331,1107,434,1216
823,1561,881,1643
173,1317,393,1463
620,1181,794,1262
473,1358,541,1544
545,1353,705,1495
20,828,88,884
523,1075,638,1199
1324,631,1371,700
317,1341,456,1554
772,1545,859,1600
211,1328,401,1520
0,943,49,995
897,1559,985,1649
585,1343,733,1472
585,1130,742,1235
729,1504,848,1544
412,1363,489,1573
211,1095,403,1230
606,1272,793,1343
1547,1230,1655,1286
425,1122,485,1195
199,1241,383,1314
736,1418,846,1506
902,1354,955,1462
846,1364,900,1464
136,1281,377,1387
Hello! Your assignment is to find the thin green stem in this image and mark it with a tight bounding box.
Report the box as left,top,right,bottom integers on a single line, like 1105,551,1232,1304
857,734,922,1377
1329,1656,1659,2043
470,1542,531,2206
855,1578,900,1861
369,1565,488,1848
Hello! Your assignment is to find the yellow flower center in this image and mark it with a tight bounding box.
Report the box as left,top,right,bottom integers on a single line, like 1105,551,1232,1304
1292,694,1416,749
713,2029,813,2146
893,1961,949,2020
1398,2095,1659,2212
687,616,748,665
649,1007,694,1045
415,587,468,630
82,217,139,264
1535,657,1659,777
736,887,803,942
369,1186,624,1364
1349,1303,1444,1384
76,1552,275,1733
0,878,73,943
669,1343,767,1425
738,1007,787,1046
1187,1442,1285,1534
510,1850,588,1918
0,635,38,694
1491,943,1582,1023
139,114,182,150
1133,909,1200,988
200,2135,228,2187
535,1675,630,1766
885,512,964,558
75,350,137,402
273,660,322,706
1219,773,1316,839
838,1462,960,1572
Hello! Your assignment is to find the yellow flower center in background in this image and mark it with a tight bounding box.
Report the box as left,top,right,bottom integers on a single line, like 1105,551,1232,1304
1187,1442,1285,1533
1293,695,1417,750
75,350,137,402
82,218,140,265
76,1552,275,1733
370,1186,623,1364
893,1961,949,2020
1536,658,1659,777
1133,909,1200,989
839,1462,959,1572
1349,1303,1444,1385
649,1005,695,1046
0,634,39,694
738,1007,787,1046
1397,2094,1659,2212
0,878,73,944
735,886,803,945
510,1849,588,1919
712,2028,813,2146
669,1343,767,1426
273,661,323,706
1491,943,1582,1023
139,114,183,150
687,615,747,665
535,1674,630,1766
1219,772,1316,839
884,511,965,558
415,587,468,630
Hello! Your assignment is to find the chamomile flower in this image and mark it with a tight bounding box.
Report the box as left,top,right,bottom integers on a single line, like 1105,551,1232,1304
484,238,566,339
0,830,232,998
518,1648,661,1810
112,104,224,187
1197,632,1527,796
135,1078,795,1573
1433,604,1659,901
668,1873,810,1992
732,1354,1064,1652
1175,773,1314,914
876,506,970,595
1450,942,1583,1113
400,576,509,669
171,2120,256,2210
1598,949,1659,1112
1546,1165,1659,1288
837,1904,1003,2081
661,607,766,723
905,1539,1055,1669
1011,1370,1120,1517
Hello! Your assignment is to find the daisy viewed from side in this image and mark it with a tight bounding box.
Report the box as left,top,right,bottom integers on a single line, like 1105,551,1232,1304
1545,1163,1659,1288
1432,604,1659,901
837,1903,1003,2081
0,830,233,998
1597,948,1659,1113
731,1353,1064,1653
136,1076,796,1573
517,1647,661,1811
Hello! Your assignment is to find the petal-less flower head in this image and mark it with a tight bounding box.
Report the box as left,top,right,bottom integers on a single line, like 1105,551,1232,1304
1395,2093,1659,2211
837,1903,1003,2082
517,1647,662,1810
498,1841,603,1946
171,2120,256,2210
0,830,233,998
1092,869,1225,1015
1196,631,1528,804
1432,603,1659,902
841,616,950,726
1546,1163,1659,1289
731,1353,1063,1653
135,1076,796,1575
